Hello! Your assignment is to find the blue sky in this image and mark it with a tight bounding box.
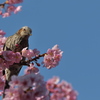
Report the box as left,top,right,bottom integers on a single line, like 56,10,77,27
1,0,100,100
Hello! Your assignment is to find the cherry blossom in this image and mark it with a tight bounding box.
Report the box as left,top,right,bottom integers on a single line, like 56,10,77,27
4,72,49,100
3,51,15,62
0,11,2,15
33,49,40,57
8,0,23,4
22,47,40,60
7,6,16,13
13,52,22,63
25,63,39,74
0,37,7,46
0,51,22,70
2,51,22,63
46,77,78,100
14,6,22,14
2,12,11,18
0,0,23,17
0,37,77,100
0,30,7,49
0,0,79,99
0,46,3,54
43,45,63,69
0,29,77,100
0,30,6,37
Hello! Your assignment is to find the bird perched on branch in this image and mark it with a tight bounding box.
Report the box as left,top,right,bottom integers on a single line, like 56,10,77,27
3,26,32,90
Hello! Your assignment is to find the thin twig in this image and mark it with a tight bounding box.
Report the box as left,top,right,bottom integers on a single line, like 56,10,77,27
20,53,46,66
0,1,9,8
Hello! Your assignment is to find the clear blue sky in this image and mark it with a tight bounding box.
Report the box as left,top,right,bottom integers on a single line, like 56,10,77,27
1,0,100,100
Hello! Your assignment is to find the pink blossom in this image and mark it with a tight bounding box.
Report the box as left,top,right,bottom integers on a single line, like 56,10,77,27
2,12,11,18
6,72,48,100
25,63,39,74
7,5,16,13
0,37,7,45
3,87,36,100
0,45,3,54
3,87,24,100
33,49,40,56
9,75,20,87
18,75,32,90
9,75,32,90
0,11,2,15
22,48,40,60
8,0,23,4
43,45,63,69
47,76,60,84
34,82,48,99
22,47,28,57
0,91,3,96
1,51,18,68
0,0,23,17
3,51,15,62
22,47,34,60
0,30,6,37
13,52,22,63
9,73,44,90
27,49,36,59
14,6,22,14
46,77,78,100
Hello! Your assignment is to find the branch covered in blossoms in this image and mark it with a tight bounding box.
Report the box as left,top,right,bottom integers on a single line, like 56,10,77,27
0,30,63,70
0,0,23,18
42,45,63,69
2,67,78,100
3,67,49,100
0,28,78,100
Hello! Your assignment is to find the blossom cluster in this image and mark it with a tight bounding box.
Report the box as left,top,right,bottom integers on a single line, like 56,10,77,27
8,0,23,4
25,63,39,74
46,77,78,100
0,30,6,52
3,68,49,100
0,51,22,70
42,45,63,69
22,48,40,60
0,30,6,93
0,29,78,100
0,0,23,18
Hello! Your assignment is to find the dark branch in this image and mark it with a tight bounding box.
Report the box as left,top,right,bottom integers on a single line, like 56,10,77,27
20,53,46,66
0,1,9,8
0,55,5,60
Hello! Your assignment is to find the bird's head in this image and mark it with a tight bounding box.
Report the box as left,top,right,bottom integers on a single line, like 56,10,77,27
17,26,32,37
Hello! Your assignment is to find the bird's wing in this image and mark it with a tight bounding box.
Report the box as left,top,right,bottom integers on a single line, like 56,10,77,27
3,34,22,52
3,34,23,88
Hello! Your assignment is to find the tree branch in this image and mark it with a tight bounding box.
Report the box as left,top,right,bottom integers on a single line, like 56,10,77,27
0,1,8,8
20,53,46,66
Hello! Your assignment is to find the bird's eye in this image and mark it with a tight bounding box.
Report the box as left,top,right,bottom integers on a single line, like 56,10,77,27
23,28,26,31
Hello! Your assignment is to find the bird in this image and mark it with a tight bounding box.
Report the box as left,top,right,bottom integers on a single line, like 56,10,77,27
3,26,32,90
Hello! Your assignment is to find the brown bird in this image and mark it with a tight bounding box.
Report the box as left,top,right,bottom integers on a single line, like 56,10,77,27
3,26,32,90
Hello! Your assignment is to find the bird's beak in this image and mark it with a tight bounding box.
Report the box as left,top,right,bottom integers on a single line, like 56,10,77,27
29,33,32,36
